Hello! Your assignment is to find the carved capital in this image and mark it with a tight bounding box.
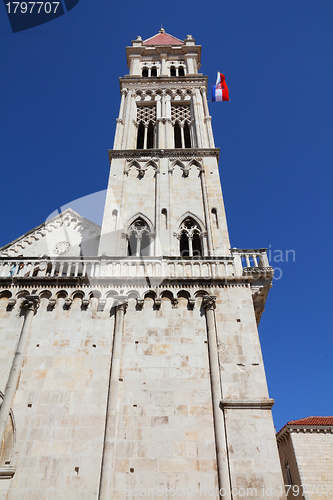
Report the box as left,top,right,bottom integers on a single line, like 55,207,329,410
136,299,144,310
116,118,124,124
115,297,128,312
202,295,216,311
7,298,16,309
21,295,40,312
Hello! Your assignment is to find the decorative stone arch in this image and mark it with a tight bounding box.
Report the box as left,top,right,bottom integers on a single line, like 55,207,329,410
188,159,203,171
169,159,186,175
125,160,142,177
125,213,154,257
174,213,206,258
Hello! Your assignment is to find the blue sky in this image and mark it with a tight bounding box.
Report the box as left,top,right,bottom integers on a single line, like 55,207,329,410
1,1,332,431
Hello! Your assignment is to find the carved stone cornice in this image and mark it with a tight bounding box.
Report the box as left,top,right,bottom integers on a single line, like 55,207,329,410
108,148,220,162
202,295,216,311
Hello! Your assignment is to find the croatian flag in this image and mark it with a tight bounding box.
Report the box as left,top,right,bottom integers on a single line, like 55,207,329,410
212,72,229,101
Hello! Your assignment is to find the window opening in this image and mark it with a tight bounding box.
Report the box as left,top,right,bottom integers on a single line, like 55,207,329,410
211,208,218,228
178,66,185,76
184,121,191,148
151,67,157,77
142,67,148,77
136,122,145,149
171,104,191,149
178,217,203,257
136,106,156,150
127,218,152,257
161,209,168,229
170,66,176,76
174,121,182,149
147,121,154,149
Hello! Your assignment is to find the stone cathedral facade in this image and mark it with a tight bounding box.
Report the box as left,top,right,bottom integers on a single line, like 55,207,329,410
0,31,286,499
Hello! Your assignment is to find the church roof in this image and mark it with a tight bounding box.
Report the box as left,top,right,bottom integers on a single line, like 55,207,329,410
277,416,333,437
286,416,333,426
143,29,183,46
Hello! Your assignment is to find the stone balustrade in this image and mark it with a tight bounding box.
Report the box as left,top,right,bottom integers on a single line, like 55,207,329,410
0,250,272,281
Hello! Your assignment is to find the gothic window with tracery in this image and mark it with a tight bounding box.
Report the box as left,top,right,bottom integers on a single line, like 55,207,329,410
177,217,203,257
127,218,152,257
171,104,192,148
136,105,156,149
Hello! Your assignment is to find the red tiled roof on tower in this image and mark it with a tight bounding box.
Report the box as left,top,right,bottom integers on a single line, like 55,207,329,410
287,416,333,426
143,28,183,46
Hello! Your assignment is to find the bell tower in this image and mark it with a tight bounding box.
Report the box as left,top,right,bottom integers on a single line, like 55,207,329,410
97,30,286,499
98,29,230,258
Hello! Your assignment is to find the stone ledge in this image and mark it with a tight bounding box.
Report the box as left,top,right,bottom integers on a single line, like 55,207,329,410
0,467,16,479
220,399,275,410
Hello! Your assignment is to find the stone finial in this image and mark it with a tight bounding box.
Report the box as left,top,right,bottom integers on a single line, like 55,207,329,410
202,295,216,311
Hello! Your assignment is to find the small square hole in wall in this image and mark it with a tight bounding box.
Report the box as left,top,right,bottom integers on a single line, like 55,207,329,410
92,344,96,348
237,319,241,322
133,404,137,408
130,468,134,473
36,344,40,347
135,341,139,344
5,461,10,465
27,404,32,408
119,378,123,382
75,467,79,475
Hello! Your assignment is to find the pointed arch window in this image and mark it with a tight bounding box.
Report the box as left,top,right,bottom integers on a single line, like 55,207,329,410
177,217,203,257
171,104,192,148
136,105,156,149
127,218,152,257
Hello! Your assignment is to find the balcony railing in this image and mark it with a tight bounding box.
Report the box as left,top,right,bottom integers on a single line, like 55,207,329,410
0,249,272,281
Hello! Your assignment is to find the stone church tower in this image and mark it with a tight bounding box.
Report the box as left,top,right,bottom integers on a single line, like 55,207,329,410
0,30,286,499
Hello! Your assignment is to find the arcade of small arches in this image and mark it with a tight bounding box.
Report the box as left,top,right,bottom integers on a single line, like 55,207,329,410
0,288,216,312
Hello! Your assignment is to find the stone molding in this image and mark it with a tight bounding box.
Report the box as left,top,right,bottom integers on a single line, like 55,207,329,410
108,148,220,161
220,399,275,410
0,467,16,480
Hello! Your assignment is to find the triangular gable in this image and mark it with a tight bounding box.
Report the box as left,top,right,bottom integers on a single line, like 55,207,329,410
143,31,183,46
0,208,101,258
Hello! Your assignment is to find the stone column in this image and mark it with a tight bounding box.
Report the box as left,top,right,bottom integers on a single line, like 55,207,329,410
99,297,128,500
202,296,231,500
0,295,40,447
200,87,215,148
200,167,213,256
113,89,127,149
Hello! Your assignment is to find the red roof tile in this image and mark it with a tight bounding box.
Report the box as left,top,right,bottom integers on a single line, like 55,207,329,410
287,416,333,426
143,30,183,46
